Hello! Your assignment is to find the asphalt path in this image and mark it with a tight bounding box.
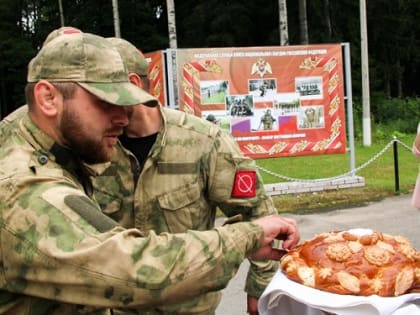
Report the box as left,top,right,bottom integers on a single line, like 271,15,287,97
215,194,420,315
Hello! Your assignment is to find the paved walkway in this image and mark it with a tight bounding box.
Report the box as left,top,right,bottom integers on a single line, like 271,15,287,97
215,194,419,315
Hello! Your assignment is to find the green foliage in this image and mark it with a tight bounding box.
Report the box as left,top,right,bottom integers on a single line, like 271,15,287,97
369,95,419,140
351,95,419,141
0,0,37,116
371,96,419,130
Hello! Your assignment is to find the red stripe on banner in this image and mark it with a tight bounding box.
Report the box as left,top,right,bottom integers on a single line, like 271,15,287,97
329,88,339,104
316,56,328,67
189,61,208,72
183,69,193,84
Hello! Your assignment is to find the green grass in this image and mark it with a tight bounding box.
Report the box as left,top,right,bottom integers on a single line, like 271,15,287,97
255,134,418,214
202,91,227,104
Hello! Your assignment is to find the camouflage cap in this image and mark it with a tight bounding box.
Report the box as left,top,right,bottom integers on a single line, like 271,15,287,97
106,37,149,76
28,31,158,107
42,26,82,47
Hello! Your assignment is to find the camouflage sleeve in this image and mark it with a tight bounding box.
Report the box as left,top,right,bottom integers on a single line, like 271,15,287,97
0,177,263,308
206,129,275,217
206,129,279,297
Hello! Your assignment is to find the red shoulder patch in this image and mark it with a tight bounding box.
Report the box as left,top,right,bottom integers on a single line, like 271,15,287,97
231,170,256,198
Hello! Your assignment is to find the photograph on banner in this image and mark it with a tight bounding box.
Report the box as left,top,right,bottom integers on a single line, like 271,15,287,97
176,44,347,159
295,76,323,100
299,105,325,129
249,79,277,100
200,80,229,105
226,94,254,117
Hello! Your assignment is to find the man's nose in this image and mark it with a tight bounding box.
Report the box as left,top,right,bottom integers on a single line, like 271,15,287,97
110,105,130,127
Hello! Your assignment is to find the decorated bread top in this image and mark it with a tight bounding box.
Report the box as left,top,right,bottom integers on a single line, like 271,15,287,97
280,229,420,296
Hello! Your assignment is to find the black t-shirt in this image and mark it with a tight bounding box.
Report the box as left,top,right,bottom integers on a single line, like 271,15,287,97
119,133,158,168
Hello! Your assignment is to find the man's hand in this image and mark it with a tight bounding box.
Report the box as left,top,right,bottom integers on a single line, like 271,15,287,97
250,215,300,261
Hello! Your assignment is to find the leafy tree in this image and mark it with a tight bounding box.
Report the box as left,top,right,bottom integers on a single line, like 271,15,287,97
176,0,279,47
368,0,420,97
0,0,37,116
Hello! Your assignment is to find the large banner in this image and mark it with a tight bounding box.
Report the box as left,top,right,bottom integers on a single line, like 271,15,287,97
144,50,167,106
176,44,347,159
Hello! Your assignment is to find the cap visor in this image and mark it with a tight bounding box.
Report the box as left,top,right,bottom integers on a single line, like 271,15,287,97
78,82,158,107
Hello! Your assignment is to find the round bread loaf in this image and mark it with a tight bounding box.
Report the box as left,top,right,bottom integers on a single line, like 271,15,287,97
280,229,420,296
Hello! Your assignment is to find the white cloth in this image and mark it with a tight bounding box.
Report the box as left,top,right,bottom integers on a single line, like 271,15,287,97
258,271,420,315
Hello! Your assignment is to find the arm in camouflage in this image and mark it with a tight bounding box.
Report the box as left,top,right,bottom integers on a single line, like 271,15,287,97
0,145,263,310
206,129,279,298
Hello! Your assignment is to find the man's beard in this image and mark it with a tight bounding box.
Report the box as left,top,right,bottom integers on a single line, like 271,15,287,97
60,106,115,164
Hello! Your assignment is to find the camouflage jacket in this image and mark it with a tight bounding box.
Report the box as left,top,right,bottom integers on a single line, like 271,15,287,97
0,112,264,315
92,107,279,314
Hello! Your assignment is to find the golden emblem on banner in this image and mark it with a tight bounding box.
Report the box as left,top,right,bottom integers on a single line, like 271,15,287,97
251,58,272,77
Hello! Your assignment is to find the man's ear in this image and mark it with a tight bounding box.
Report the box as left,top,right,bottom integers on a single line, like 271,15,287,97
33,80,61,117
128,73,142,88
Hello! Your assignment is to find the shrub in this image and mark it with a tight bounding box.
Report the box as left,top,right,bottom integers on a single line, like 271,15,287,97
352,95,419,140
